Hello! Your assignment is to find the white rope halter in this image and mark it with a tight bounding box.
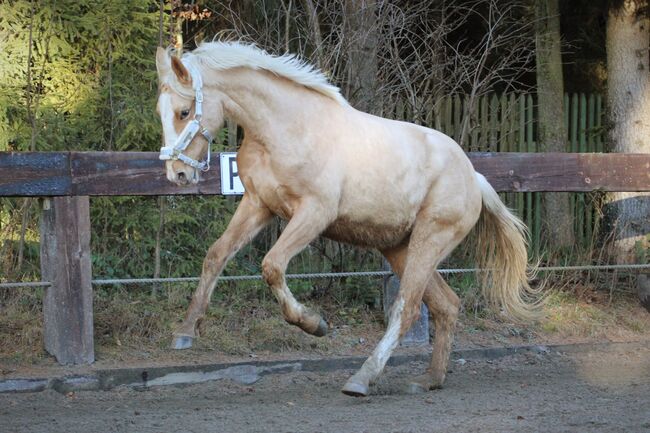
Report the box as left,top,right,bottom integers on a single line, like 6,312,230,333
159,60,213,172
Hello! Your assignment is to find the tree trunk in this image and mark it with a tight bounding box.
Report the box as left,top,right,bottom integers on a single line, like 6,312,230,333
344,0,379,114
152,196,165,297
534,0,574,250
605,0,650,264
18,0,36,275
300,0,324,70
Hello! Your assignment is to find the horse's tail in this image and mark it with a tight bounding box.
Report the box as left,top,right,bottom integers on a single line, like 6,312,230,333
474,172,543,321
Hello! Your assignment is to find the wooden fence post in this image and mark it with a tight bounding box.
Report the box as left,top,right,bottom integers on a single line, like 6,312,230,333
40,196,94,364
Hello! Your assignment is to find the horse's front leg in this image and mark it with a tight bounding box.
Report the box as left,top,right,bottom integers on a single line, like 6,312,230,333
172,194,272,349
261,199,334,337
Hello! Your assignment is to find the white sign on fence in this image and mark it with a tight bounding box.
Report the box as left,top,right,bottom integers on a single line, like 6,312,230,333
219,152,245,195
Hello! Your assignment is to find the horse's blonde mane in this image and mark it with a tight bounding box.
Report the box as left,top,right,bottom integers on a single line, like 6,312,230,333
179,42,348,106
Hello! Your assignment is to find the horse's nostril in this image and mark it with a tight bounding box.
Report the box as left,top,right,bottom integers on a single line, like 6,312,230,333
177,172,186,180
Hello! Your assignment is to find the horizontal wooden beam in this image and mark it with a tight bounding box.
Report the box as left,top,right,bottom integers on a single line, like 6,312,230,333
0,152,71,196
0,151,221,196
0,151,648,196
470,152,650,192
70,152,221,195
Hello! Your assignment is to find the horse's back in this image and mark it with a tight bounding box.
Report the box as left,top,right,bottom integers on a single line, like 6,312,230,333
326,110,479,249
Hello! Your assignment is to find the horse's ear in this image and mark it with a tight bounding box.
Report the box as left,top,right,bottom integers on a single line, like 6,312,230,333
171,55,192,86
156,47,171,80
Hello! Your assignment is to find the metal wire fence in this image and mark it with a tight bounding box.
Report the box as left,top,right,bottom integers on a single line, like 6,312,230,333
1,263,648,289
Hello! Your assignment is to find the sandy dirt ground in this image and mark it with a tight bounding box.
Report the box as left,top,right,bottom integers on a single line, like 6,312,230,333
1,343,648,433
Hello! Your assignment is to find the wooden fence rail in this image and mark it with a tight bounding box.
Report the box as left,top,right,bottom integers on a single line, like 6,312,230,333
2,151,649,196
1,151,649,365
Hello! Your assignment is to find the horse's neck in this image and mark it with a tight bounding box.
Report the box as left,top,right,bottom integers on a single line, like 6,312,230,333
211,68,331,147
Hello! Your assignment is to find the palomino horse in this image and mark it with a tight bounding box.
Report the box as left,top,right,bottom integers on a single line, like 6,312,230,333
155,42,538,396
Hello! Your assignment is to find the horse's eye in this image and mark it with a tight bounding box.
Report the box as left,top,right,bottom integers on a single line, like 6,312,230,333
179,108,191,120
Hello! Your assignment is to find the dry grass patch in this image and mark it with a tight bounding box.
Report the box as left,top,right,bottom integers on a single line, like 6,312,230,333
1,277,648,371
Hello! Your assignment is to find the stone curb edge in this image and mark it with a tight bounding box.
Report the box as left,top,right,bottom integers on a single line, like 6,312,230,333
1,340,646,394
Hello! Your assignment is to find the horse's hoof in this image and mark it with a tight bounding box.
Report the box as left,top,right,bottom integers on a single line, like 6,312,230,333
313,318,328,337
341,380,369,397
406,382,428,394
171,335,193,350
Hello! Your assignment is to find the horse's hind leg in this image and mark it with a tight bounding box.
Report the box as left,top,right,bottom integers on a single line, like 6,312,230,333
261,200,334,336
375,244,459,393
409,271,459,392
342,219,461,397
172,195,272,349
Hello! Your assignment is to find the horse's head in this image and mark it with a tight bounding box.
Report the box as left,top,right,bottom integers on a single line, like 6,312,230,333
155,47,223,185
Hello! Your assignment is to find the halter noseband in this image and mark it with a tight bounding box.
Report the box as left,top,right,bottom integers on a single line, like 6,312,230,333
159,61,213,172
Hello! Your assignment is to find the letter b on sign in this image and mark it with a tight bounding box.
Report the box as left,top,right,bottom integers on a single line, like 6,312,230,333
219,152,245,195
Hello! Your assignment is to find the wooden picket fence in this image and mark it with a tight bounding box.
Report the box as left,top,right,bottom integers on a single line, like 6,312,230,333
398,92,606,254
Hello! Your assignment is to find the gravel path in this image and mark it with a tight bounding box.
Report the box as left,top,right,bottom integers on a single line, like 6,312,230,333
1,343,648,433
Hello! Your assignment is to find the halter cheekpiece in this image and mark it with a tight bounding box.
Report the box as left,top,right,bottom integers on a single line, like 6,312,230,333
159,60,213,172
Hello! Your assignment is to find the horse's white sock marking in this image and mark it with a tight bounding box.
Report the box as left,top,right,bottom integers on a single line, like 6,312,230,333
357,297,404,381
272,284,309,323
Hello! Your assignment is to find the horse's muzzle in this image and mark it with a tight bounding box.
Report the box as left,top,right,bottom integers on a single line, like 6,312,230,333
166,161,199,186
